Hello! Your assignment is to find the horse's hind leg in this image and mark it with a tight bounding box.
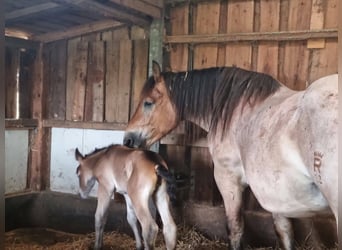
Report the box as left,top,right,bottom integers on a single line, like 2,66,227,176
155,182,177,250
94,185,113,250
124,194,143,250
272,213,294,250
131,192,159,250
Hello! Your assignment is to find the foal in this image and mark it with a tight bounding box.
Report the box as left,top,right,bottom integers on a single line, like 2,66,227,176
75,144,177,250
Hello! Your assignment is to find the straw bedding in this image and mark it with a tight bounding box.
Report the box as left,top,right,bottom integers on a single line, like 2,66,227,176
5,226,337,250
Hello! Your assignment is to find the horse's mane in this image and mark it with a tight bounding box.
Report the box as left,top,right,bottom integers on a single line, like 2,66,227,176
143,67,281,138
84,144,119,158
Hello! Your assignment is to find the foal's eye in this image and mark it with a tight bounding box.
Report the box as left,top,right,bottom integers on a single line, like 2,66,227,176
143,101,153,108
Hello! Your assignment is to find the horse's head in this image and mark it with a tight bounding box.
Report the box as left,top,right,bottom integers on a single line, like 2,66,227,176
124,61,178,148
75,148,96,199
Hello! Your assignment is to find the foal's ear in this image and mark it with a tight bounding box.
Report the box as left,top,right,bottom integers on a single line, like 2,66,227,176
75,148,84,162
152,60,161,82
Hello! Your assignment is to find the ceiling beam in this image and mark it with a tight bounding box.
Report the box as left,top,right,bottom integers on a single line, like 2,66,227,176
5,3,60,22
32,19,124,43
51,0,151,27
109,0,161,18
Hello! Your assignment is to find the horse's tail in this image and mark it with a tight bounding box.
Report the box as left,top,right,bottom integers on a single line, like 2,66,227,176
155,164,177,205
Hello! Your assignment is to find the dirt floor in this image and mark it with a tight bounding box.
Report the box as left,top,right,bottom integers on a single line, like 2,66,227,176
5,226,337,250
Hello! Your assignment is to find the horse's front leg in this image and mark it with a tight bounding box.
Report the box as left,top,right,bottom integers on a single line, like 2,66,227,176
272,214,294,250
213,165,245,250
94,185,113,250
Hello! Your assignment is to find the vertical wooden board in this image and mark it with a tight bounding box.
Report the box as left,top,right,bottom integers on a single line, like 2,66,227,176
116,40,132,123
217,0,227,67
131,40,148,116
225,0,254,69
19,50,35,118
257,0,280,78
308,39,337,82
5,47,19,118
193,2,220,69
169,4,189,71
47,40,67,120
66,38,88,121
324,0,337,28
191,147,216,204
81,32,101,42
105,39,120,122
85,41,105,122
307,0,325,48
279,0,312,90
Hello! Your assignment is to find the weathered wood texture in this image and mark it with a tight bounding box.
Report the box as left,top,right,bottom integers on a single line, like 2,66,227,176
165,0,338,204
41,26,148,126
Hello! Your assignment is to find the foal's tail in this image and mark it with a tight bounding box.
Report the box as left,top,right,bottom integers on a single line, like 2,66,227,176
155,165,177,205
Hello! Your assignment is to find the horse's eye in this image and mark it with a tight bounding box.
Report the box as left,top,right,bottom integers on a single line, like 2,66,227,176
143,101,153,108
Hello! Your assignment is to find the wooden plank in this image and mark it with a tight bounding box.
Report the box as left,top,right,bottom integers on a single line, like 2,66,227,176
5,47,19,118
308,0,338,83
307,0,325,48
141,0,163,8
5,118,38,129
42,119,126,130
84,41,105,122
51,0,150,26
5,36,40,50
193,2,220,69
257,0,280,78
46,40,67,120
5,3,60,21
66,38,88,121
169,4,189,71
165,29,337,44
28,44,48,190
109,0,161,18
217,0,227,67
19,50,35,118
279,0,312,90
105,39,120,122
32,19,124,43
131,40,149,116
225,0,254,69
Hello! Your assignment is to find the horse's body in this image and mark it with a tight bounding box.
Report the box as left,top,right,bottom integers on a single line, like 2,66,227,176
123,62,338,250
75,144,177,250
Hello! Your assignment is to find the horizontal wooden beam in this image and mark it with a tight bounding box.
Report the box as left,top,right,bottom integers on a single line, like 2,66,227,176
5,36,40,49
42,119,127,130
5,3,60,21
5,119,38,129
32,19,124,43
51,0,151,27
164,29,338,44
109,0,161,18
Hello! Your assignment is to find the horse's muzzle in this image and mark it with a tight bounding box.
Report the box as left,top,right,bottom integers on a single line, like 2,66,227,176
123,132,146,148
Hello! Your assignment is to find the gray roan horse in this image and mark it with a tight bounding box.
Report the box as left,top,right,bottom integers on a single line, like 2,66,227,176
123,61,338,249
75,144,177,250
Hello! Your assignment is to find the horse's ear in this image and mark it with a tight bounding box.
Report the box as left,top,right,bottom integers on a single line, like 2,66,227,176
75,148,84,162
152,60,161,82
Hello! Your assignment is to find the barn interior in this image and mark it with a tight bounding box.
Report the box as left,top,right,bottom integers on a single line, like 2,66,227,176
5,0,338,249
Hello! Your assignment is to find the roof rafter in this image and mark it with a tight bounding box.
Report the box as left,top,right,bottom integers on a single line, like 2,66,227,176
5,3,60,22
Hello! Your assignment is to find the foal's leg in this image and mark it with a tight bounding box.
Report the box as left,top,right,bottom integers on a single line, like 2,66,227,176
130,190,159,250
154,182,177,250
272,214,294,250
124,194,143,250
213,165,245,250
94,185,113,250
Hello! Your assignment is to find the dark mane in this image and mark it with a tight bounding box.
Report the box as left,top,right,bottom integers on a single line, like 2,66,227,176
143,67,281,138
84,144,119,158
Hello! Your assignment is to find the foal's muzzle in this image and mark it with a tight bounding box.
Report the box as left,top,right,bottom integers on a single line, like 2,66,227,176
123,132,147,148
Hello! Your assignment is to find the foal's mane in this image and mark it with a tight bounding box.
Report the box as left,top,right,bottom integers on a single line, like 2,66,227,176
142,67,281,137
84,144,118,158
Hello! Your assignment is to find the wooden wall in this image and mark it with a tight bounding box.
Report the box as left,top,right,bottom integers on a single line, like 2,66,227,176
43,26,149,128
161,0,338,206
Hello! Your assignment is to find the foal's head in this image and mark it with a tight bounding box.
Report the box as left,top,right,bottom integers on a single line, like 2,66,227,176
75,148,96,199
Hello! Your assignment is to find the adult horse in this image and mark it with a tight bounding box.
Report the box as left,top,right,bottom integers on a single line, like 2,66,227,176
123,61,338,250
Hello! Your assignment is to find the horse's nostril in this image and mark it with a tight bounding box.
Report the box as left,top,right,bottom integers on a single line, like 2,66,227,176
124,138,133,147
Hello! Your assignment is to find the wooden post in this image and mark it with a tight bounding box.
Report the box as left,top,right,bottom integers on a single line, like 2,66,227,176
28,44,51,191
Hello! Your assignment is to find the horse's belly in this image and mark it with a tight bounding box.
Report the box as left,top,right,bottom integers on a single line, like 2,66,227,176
250,175,329,217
